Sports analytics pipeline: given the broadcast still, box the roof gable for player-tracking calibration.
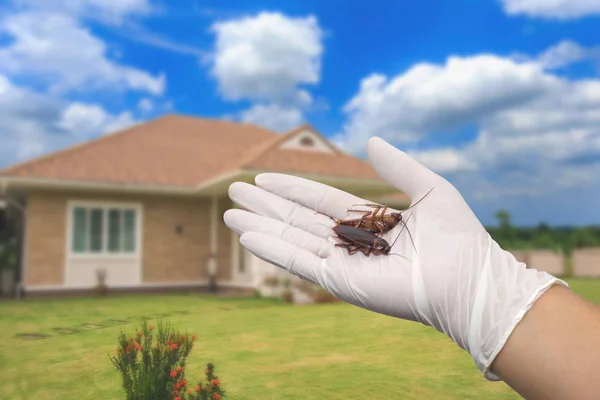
[277,125,337,154]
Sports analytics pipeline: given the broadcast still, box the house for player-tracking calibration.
[0,114,409,298]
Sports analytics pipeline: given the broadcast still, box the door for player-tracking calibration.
[231,230,252,283]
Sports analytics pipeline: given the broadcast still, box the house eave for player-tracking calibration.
[0,169,403,200]
[194,169,400,198]
[0,176,199,196]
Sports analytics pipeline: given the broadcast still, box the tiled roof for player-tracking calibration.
[0,114,384,187]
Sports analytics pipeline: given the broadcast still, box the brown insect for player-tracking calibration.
[341,186,434,236]
[331,212,414,261]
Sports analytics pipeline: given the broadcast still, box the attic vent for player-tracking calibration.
[300,136,314,146]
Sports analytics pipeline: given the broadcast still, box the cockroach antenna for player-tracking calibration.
[387,209,417,255]
[400,186,435,215]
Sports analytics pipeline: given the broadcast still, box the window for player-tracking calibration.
[70,204,139,255]
[300,136,314,146]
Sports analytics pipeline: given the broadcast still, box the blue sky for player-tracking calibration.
[0,0,599,227]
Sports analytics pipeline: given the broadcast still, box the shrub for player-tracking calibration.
[313,287,340,303]
[281,290,294,303]
[95,268,108,296]
[108,319,226,400]
[263,275,280,287]
[294,280,340,304]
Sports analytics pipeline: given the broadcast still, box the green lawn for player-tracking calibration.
[1,278,599,400]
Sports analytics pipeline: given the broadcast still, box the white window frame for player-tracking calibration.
[65,200,143,259]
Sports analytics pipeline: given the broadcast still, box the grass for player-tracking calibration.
[1,278,599,400]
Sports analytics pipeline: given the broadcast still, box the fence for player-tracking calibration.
[507,247,600,278]
[572,247,600,278]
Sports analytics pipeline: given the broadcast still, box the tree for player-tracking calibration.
[495,209,515,246]
[537,221,549,233]
[570,228,598,248]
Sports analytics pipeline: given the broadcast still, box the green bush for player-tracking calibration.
[108,319,226,400]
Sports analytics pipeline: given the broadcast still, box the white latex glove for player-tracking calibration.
[223,136,569,381]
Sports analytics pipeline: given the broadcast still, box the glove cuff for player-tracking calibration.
[467,238,570,381]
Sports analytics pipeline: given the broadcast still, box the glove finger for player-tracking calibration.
[239,231,325,284]
[228,181,334,238]
[254,172,374,219]
[223,208,333,258]
[367,137,441,200]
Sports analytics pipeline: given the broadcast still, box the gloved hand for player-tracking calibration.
[223,136,569,381]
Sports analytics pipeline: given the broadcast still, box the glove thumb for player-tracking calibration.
[367,137,441,200]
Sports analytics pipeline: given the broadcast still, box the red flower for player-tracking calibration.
[170,343,178,350]
[137,331,143,336]
[195,385,201,392]
[211,379,220,386]
[170,370,178,378]
[174,397,182,400]
[213,394,221,400]
[178,379,187,387]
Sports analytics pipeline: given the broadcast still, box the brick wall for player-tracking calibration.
[23,189,232,287]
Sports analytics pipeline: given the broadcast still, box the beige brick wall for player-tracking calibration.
[573,247,600,278]
[507,249,565,276]
[24,191,67,286]
[23,189,233,287]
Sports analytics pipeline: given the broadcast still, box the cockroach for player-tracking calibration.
[340,186,435,236]
[323,187,432,254]
[331,211,414,260]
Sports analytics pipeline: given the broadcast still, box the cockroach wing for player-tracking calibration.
[333,225,382,246]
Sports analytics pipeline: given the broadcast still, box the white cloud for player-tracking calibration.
[406,148,478,173]
[0,1,167,168]
[208,11,323,105]
[0,11,165,95]
[336,54,560,153]
[10,0,153,25]
[535,40,589,69]
[137,98,154,113]
[58,103,136,137]
[501,0,600,19]
[0,75,136,166]
[338,41,600,224]
[239,103,304,132]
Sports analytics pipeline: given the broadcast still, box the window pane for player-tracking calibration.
[72,207,87,253]
[89,208,103,252]
[123,210,136,252]
[108,209,121,252]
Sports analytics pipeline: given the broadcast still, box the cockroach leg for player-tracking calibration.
[347,205,388,220]
[345,209,374,218]
[335,243,360,255]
